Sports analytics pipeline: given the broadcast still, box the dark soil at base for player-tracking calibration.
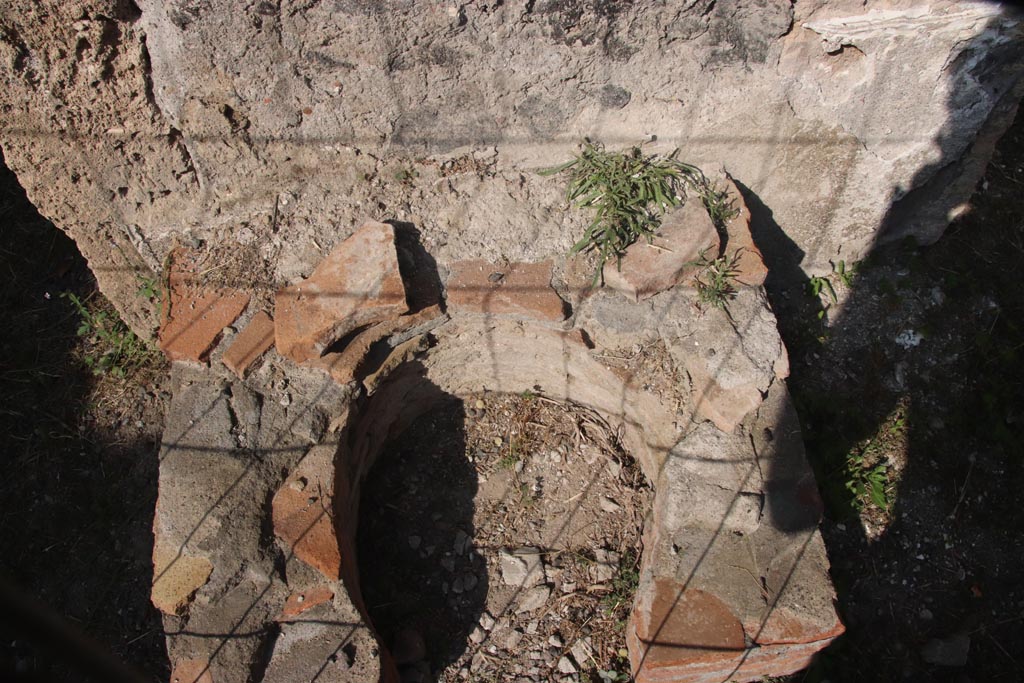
[767,106,1024,682]
[0,151,169,682]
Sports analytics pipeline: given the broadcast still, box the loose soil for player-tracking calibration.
[357,392,649,683]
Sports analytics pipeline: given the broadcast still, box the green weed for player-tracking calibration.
[393,166,419,184]
[541,142,713,284]
[136,274,160,302]
[601,550,640,616]
[845,451,891,512]
[691,249,741,310]
[499,437,524,470]
[700,182,739,231]
[63,292,158,378]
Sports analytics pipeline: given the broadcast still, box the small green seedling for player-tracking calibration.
[808,274,837,304]
[393,166,419,183]
[833,259,856,287]
[63,291,157,378]
[690,249,741,310]
[700,182,740,231]
[136,274,160,302]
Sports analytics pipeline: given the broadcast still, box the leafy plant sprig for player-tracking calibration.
[63,291,157,378]
[690,249,742,310]
[541,142,712,284]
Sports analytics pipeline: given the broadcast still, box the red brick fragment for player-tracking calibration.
[159,253,250,362]
[272,444,348,580]
[446,260,567,321]
[278,585,335,621]
[603,200,720,302]
[275,221,408,363]
[311,305,443,385]
[221,311,275,377]
[629,581,745,676]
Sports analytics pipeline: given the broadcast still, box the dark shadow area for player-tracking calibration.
[356,394,484,681]
[752,8,1024,681]
[0,150,168,681]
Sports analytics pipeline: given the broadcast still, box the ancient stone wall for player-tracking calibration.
[1,1,1022,337]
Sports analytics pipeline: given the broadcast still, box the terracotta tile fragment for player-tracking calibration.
[446,260,567,321]
[274,221,408,363]
[151,542,213,615]
[721,173,768,287]
[278,585,335,621]
[630,581,745,671]
[311,305,444,385]
[159,254,250,362]
[221,311,275,377]
[170,658,214,683]
[603,199,720,301]
[272,444,346,580]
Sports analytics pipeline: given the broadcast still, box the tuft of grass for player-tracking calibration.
[136,274,160,302]
[541,141,714,284]
[690,249,741,310]
[601,549,640,617]
[63,292,159,378]
[700,181,739,231]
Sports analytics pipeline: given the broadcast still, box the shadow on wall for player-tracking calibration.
[749,5,1024,681]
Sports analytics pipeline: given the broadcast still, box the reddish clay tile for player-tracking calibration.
[446,260,567,321]
[272,444,348,580]
[221,311,275,377]
[749,607,845,646]
[687,362,764,434]
[721,174,768,287]
[159,254,250,362]
[275,221,408,363]
[278,585,335,621]
[603,200,720,302]
[629,580,745,674]
[311,305,443,385]
[170,659,214,683]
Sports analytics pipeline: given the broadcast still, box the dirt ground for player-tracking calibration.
[357,392,648,683]
[2,102,1024,682]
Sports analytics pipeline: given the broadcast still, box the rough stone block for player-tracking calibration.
[275,221,408,363]
[221,310,275,377]
[603,199,720,301]
[159,253,250,363]
[446,260,567,321]
[262,620,388,683]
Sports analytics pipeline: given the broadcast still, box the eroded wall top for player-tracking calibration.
[1,0,1021,333]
